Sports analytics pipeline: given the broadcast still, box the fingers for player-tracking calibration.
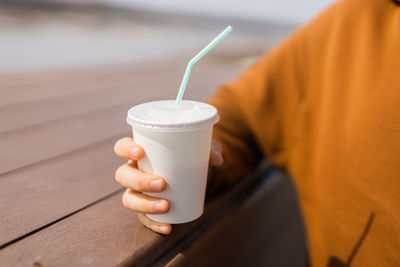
[122,189,170,214]
[210,139,224,166]
[138,213,172,235]
[114,137,144,160]
[115,163,166,192]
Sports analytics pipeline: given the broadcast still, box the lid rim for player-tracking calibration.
[127,115,219,132]
[126,100,219,131]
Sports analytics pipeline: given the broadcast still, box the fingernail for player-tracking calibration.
[159,225,169,233]
[154,201,166,212]
[129,147,139,158]
[150,179,163,191]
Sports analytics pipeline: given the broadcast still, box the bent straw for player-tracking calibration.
[175,26,233,106]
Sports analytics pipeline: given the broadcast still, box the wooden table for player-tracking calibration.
[0,55,307,266]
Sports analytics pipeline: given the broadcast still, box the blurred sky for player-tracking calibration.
[102,0,335,25]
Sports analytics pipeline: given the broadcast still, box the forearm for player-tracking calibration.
[206,84,263,192]
[205,30,305,192]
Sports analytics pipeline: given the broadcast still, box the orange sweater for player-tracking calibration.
[207,0,400,265]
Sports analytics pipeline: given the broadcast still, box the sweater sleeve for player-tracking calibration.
[206,29,306,192]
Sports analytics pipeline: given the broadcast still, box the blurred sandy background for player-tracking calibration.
[0,0,334,73]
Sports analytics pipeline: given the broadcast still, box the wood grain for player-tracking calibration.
[0,62,238,133]
[0,162,273,266]
[0,192,160,266]
[0,60,183,105]
[0,57,242,106]
[0,134,125,246]
[0,104,130,175]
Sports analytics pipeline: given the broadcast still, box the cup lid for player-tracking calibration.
[127,100,219,132]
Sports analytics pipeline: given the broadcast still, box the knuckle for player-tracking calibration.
[121,194,128,208]
[149,222,159,231]
[147,219,161,230]
[121,191,131,209]
[148,202,158,213]
[134,174,148,190]
[143,221,152,229]
[123,137,133,142]
[113,142,119,155]
[114,137,133,156]
[113,138,124,154]
[114,165,124,184]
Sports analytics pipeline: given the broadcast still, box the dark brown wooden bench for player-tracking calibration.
[0,56,307,266]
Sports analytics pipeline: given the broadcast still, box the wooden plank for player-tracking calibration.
[0,192,160,266]
[0,76,179,134]
[0,78,167,133]
[0,162,272,266]
[0,62,239,133]
[0,62,188,108]
[0,104,130,175]
[0,134,126,246]
[0,56,242,107]
[0,67,172,107]
[0,58,185,94]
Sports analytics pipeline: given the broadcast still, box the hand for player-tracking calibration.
[114,137,224,235]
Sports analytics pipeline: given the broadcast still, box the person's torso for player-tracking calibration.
[286,0,400,265]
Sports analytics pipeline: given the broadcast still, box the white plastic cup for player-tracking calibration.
[126,100,219,224]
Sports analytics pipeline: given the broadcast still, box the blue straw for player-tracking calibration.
[175,26,233,106]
